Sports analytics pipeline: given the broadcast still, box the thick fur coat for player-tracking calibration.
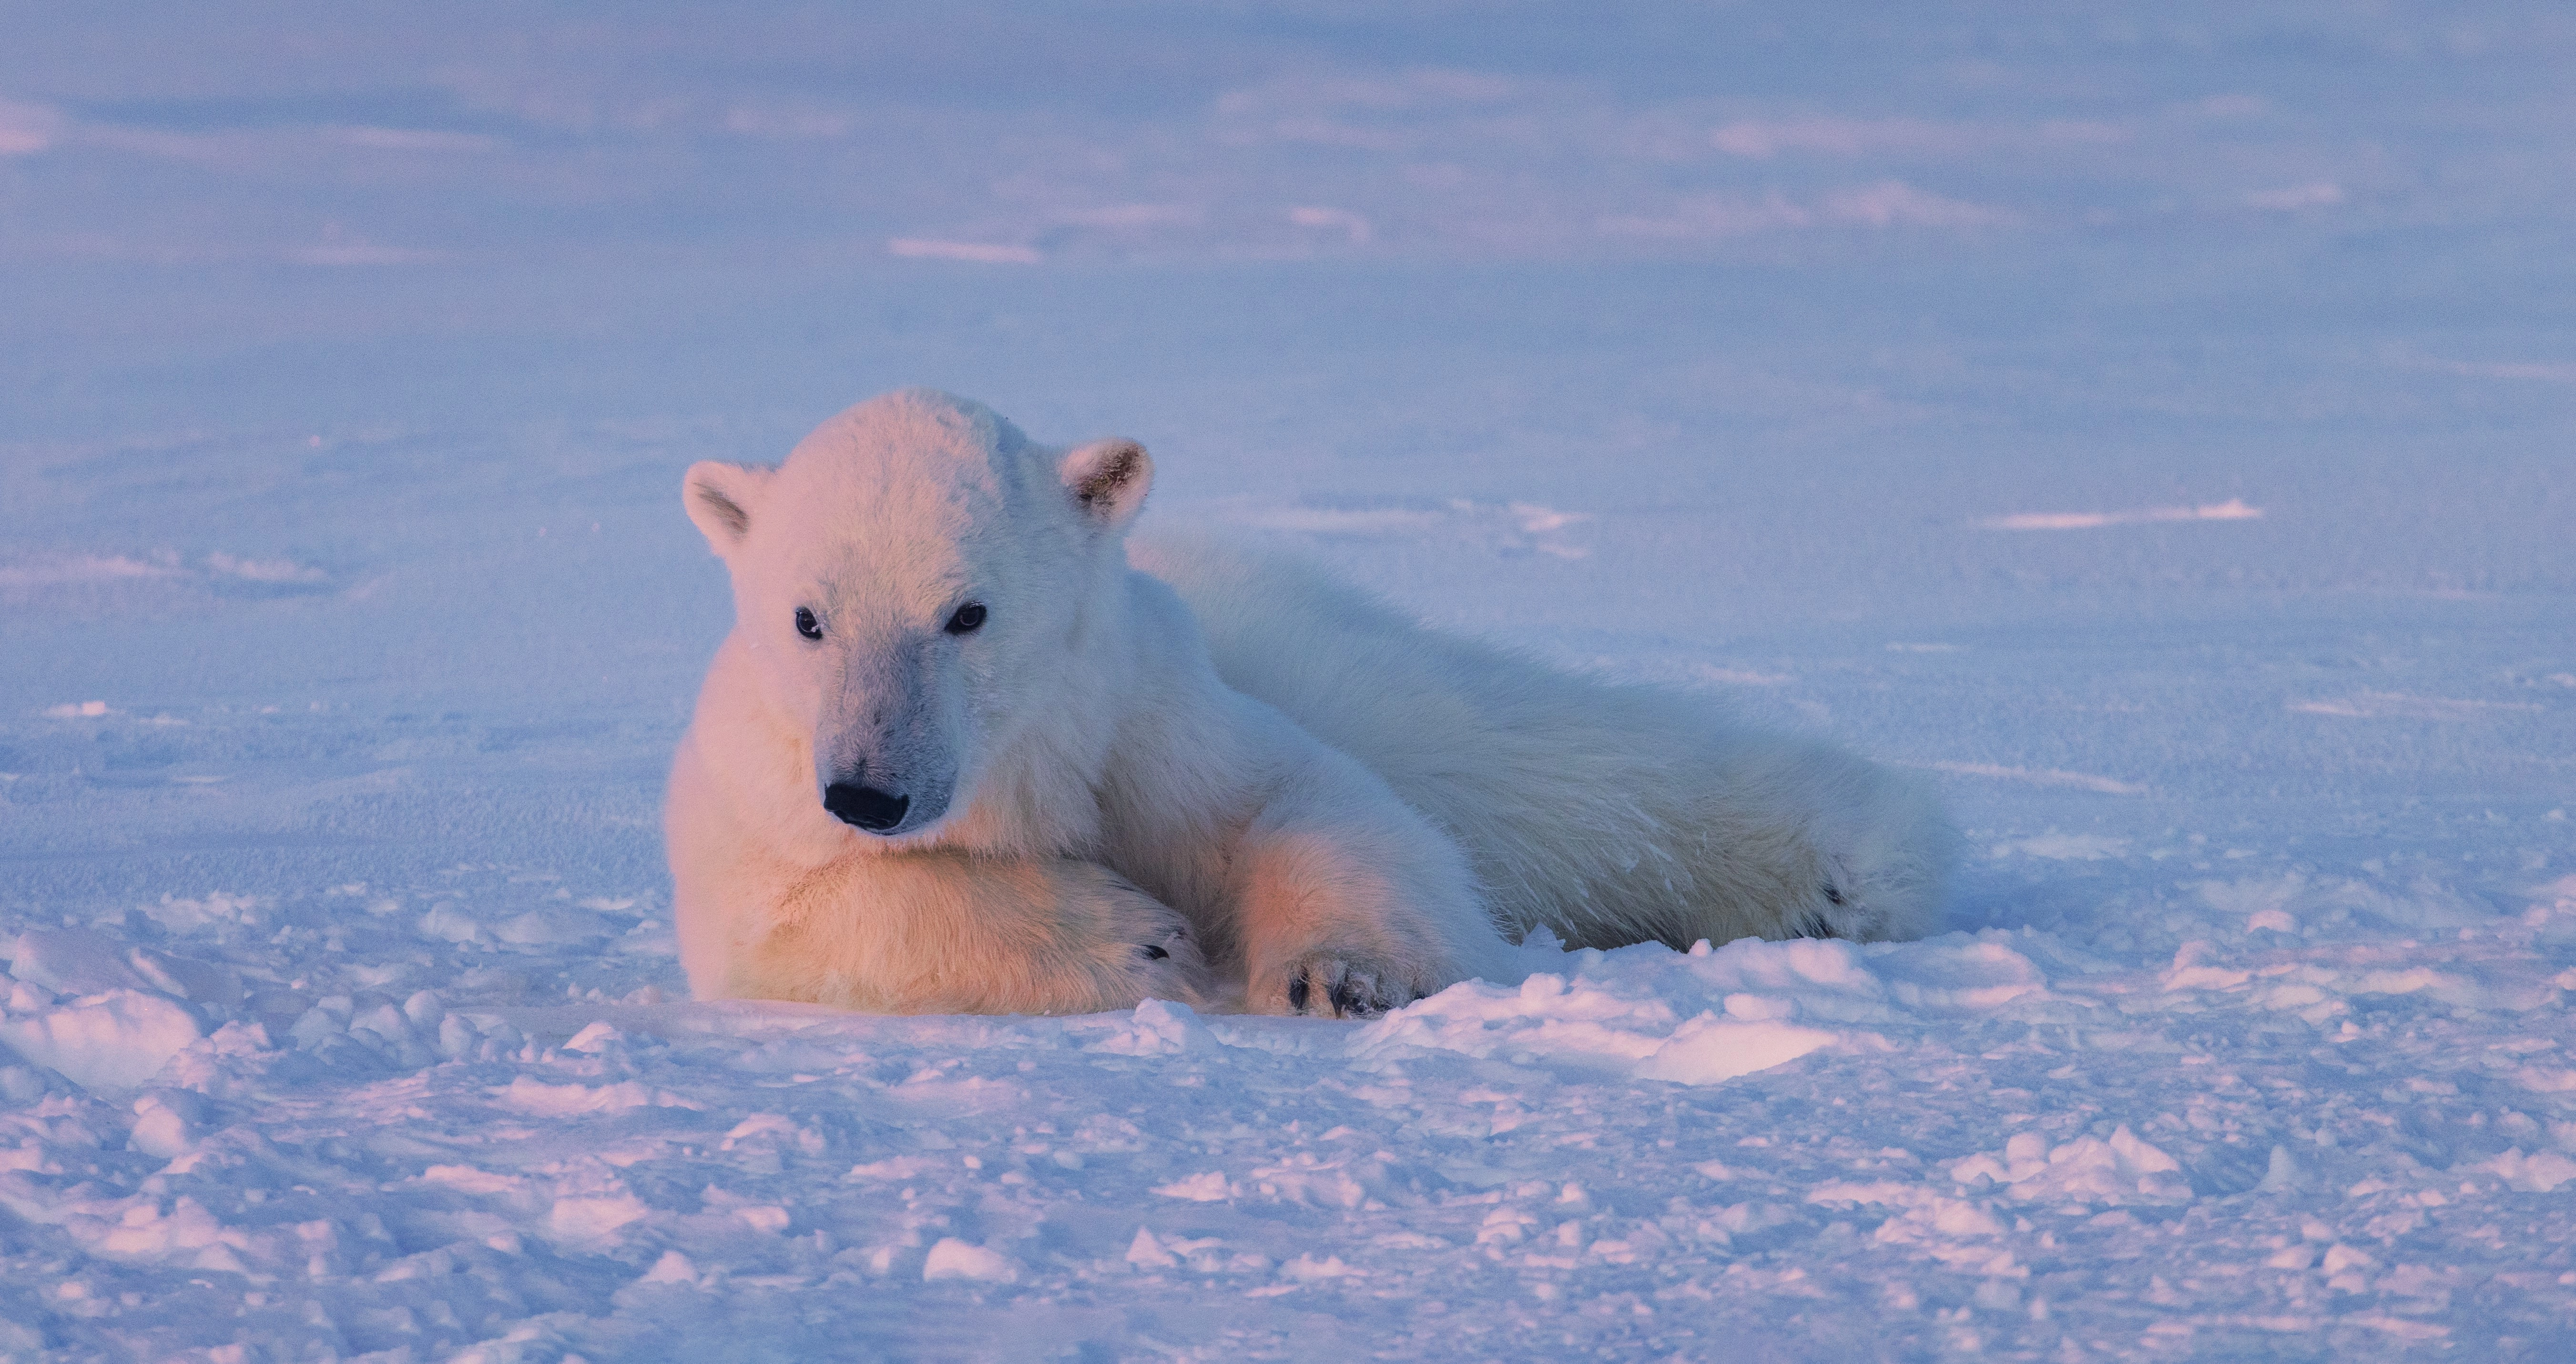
[667,390,1954,1017]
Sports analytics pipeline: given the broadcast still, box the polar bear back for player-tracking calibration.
[1134,535,1951,949]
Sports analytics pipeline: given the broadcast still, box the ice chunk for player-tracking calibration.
[1088,998,1214,1056]
[1635,1013,1837,1085]
[496,907,615,945]
[922,1238,1017,1283]
[1949,1126,2191,1206]
[1280,1253,1362,1280]
[436,1014,479,1058]
[3,929,237,1010]
[0,989,203,1089]
[547,1192,649,1241]
[719,1112,821,1168]
[1151,1172,1235,1202]
[287,1004,346,1049]
[497,1077,679,1115]
[124,950,240,1010]
[419,903,485,943]
[347,1002,412,1045]
[1126,1227,1179,1269]
[641,1250,701,1285]
[130,1091,199,1159]
[2474,1148,2576,1194]
[1873,938,2049,1012]
[141,892,262,934]
[6,928,150,995]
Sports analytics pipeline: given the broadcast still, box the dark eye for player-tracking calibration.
[794,606,822,640]
[944,602,987,636]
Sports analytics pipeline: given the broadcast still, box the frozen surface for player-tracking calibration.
[3,2,2575,1359]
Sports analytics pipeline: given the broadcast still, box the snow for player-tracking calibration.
[4,1,2575,1358]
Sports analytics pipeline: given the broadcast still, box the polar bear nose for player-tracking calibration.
[823,781,910,833]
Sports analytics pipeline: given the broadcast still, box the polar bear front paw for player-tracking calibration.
[1108,907,1210,1004]
[1133,921,1204,976]
[1282,956,1417,1019]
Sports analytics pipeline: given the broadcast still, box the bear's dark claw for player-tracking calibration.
[1822,882,1846,906]
[1286,961,1418,1018]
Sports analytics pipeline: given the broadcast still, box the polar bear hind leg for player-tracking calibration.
[1136,535,1955,951]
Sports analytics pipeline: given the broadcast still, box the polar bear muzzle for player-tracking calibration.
[816,746,952,834]
[805,624,964,839]
[822,779,911,834]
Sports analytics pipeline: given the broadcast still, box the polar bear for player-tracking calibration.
[667,390,1952,1018]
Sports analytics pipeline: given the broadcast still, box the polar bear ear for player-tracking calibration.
[683,461,774,555]
[1058,438,1154,531]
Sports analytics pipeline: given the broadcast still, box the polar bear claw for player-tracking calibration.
[1285,960,1414,1019]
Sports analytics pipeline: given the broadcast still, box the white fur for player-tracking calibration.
[669,390,1509,1017]
[1134,536,1956,951]
[667,389,1954,1018]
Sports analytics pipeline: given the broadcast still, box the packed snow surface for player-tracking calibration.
[4,2,2575,1359]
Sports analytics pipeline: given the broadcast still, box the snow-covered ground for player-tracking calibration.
[5,3,2575,1359]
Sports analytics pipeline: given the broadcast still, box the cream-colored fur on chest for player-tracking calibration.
[665,390,1954,1018]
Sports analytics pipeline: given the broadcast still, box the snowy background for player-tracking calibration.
[4,2,2574,1358]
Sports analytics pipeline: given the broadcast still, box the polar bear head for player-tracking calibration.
[682,390,1151,842]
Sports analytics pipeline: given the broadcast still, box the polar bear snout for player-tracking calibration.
[806,631,964,838]
[822,779,912,834]
[815,749,952,835]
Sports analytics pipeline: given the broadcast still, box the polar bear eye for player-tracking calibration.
[794,606,822,641]
[943,602,987,636]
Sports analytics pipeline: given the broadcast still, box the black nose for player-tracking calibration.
[823,781,910,833]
